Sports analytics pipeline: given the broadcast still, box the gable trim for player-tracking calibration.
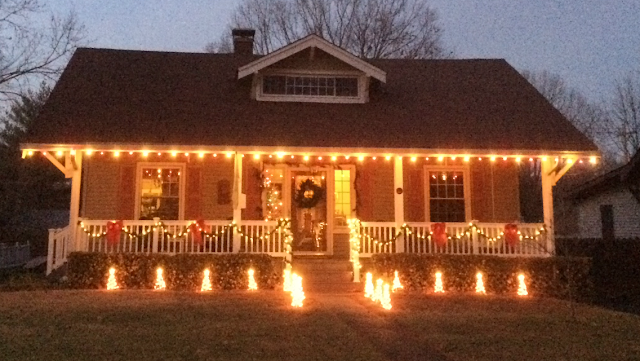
[237,35,387,83]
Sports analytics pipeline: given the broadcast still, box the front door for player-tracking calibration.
[290,170,328,253]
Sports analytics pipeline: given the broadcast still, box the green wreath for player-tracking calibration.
[294,179,324,209]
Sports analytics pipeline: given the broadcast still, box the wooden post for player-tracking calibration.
[152,217,160,253]
[46,229,55,275]
[232,153,244,253]
[540,159,555,255]
[67,151,83,253]
[471,222,480,254]
[394,156,405,253]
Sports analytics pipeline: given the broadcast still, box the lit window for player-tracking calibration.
[263,168,285,220]
[263,75,358,97]
[140,167,181,220]
[429,171,465,222]
[334,169,352,226]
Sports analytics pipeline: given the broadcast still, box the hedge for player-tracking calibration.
[368,254,593,300]
[67,253,282,290]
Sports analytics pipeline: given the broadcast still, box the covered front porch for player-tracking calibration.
[23,145,597,275]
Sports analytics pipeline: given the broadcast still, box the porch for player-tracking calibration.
[47,218,548,274]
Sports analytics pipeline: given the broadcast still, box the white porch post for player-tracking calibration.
[394,156,405,253]
[540,159,555,254]
[67,151,83,253]
[232,152,245,253]
[540,157,575,255]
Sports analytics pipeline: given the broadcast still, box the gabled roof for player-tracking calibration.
[572,149,640,200]
[23,47,598,154]
[237,34,386,82]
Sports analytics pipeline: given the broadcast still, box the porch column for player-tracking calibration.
[67,151,83,252]
[232,152,245,253]
[540,159,555,254]
[394,156,405,253]
[540,157,575,255]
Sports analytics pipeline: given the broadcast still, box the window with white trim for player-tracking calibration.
[334,169,353,226]
[428,170,466,222]
[139,166,182,220]
[262,75,359,97]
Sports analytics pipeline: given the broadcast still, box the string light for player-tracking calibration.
[291,274,305,307]
[248,269,258,291]
[86,149,93,155]
[154,268,166,290]
[475,272,486,294]
[331,156,337,161]
[385,156,391,160]
[358,156,364,161]
[392,271,403,292]
[113,151,120,157]
[517,274,528,296]
[464,156,470,162]
[411,157,417,162]
[434,272,444,293]
[381,284,392,310]
[254,154,260,160]
[364,273,374,298]
[106,268,119,290]
[438,156,444,161]
[201,269,212,292]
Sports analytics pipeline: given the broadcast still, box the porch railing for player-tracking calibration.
[47,227,71,275]
[360,222,547,257]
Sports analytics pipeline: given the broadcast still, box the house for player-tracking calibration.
[570,149,640,239]
[20,29,598,275]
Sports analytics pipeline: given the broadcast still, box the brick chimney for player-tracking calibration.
[232,29,255,56]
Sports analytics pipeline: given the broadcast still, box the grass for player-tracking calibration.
[1,290,639,361]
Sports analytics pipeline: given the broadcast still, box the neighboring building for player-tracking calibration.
[20,30,598,274]
[571,150,640,239]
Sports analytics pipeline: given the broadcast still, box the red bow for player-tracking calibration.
[504,224,519,247]
[189,219,205,244]
[431,222,447,247]
[106,220,123,245]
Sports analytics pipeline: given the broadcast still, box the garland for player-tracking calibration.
[294,179,324,209]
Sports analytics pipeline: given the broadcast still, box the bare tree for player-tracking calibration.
[608,73,640,162]
[207,0,448,59]
[0,0,84,100]
[521,70,608,147]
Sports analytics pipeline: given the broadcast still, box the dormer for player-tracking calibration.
[237,34,386,104]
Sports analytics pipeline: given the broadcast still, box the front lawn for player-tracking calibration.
[1,290,639,360]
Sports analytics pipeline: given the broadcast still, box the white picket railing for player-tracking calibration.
[360,222,548,257]
[240,221,285,256]
[47,227,71,274]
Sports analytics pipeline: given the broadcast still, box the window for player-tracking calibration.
[334,169,352,226]
[263,168,285,220]
[428,171,466,222]
[139,166,182,220]
[262,75,358,97]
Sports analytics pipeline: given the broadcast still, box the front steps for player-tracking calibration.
[291,258,361,293]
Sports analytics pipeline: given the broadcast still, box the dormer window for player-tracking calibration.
[257,73,366,103]
[263,75,359,97]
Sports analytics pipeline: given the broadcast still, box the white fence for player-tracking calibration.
[360,222,547,257]
[48,227,71,274]
[0,242,31,269]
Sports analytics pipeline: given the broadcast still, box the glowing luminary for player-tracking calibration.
[475,272,486,294]
[248,269,258,291]
[372,279,383,302]
[154,268,166,290]
[106,267,119,290]
[517,274,528,296]
[291,274,305,307]
[364,273,374,299]
[381,284,392,310]
[283,265,292,292]
[201,269,213,292]
[392,270,403,292]
[434,272,444,293]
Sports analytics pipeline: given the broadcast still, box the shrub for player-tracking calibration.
[369,254,592,300]
[67,253,282,290]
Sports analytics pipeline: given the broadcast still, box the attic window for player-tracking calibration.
[262,75,358,97]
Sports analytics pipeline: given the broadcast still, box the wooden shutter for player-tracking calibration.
[118,166,136,220]
[186,167,202,219]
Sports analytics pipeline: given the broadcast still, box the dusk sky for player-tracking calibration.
[48,0,639,101]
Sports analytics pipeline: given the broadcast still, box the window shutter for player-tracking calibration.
[118,166,136,220]
[186,167,202,219]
